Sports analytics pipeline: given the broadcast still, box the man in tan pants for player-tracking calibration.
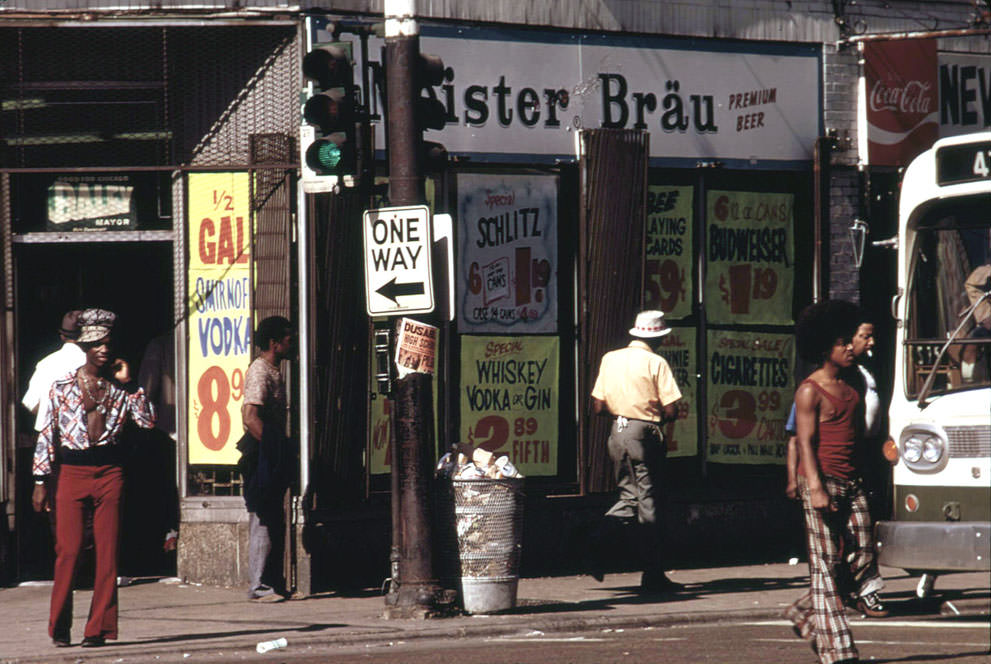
[590,310,683,593]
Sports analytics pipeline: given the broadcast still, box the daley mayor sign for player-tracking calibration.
[356,25,822,164]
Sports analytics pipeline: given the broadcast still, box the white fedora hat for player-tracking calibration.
[629,310,671,338]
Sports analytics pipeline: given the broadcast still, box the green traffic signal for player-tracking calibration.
[302,42,356,179]
[316,142,342,169]
[305,132,352,175]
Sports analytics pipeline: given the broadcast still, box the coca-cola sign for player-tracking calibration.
[864,39,938,166]
[869,79,933,115]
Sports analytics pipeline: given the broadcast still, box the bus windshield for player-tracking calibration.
[905,201,991,400]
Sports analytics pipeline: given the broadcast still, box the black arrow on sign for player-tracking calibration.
[376,277,425,304]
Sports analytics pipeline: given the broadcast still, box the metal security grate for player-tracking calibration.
[947,425,991,458]
[1,24,299,169]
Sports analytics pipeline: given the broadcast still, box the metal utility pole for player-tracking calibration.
[382,0,445,617]
[385,0,424,207]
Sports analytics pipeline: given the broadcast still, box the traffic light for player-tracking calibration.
[301,44,356,180]
[415,52,448,172]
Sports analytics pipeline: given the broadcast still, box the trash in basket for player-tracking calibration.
[451,477,524,614]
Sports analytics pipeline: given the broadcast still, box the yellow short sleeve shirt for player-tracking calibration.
[590,340,682,422]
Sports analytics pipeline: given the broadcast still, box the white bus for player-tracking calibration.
[874,133,991,596]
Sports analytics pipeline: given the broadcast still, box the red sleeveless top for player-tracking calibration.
[799,378,860,480]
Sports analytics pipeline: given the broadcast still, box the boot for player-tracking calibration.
[638,522,682,594]
[584,515,633,581]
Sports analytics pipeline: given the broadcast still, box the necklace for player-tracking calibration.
[80,374,108,415]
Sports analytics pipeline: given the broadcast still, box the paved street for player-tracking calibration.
[0,564,987,663]
[292,619,991,663]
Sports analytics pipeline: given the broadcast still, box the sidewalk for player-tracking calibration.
[1,564,987,663]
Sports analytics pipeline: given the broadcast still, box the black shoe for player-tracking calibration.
[52,635,71,648]
[81,636,105,647]
[856,592,890,618]
[640,572,684,594]
[583,522,610,582]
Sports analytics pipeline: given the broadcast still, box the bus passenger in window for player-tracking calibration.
[959,264,991,383]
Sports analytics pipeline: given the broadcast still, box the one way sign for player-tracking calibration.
[363,205,435,316]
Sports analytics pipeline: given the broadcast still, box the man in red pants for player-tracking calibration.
[32,309,156,648]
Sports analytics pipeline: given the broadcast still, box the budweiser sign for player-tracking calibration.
[864,39,938,166]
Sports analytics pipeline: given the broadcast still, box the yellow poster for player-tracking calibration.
[655,328,697,458]
[706,330,794,464]
[645,186,693,319]
[705,190,794,325]
[187,172,252,465]
[460,336,559,476]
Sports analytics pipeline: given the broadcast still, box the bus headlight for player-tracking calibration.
[899,424,948,473]
[903,437,923,463]
[922,437,943,463]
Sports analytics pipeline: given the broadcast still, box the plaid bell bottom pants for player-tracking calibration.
[785,474,884,664]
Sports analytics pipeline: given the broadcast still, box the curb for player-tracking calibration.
[3,606,789,663]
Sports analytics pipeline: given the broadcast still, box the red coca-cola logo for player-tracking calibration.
[864,38,938,166]
[869,80,934,115]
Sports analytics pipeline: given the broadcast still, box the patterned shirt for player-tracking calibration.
[591,340,682,422]
[32,371,156,477]
[243,357,286,432]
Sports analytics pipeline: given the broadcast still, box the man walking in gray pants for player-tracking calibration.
[590,310,683,593]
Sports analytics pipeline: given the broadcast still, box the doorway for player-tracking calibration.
[14,240,177,580]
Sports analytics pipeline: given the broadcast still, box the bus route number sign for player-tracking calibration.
[936,141,991,186]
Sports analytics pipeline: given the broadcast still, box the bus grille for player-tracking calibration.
[946,425,991,458]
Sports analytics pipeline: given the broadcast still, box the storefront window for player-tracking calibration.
[456,173,563,478]
[646,171,808,469]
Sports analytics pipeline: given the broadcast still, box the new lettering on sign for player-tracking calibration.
[363,205,435,316]
[187,172,252,465]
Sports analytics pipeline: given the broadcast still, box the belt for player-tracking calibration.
[615,416,661,431]
[60,445,122,467]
